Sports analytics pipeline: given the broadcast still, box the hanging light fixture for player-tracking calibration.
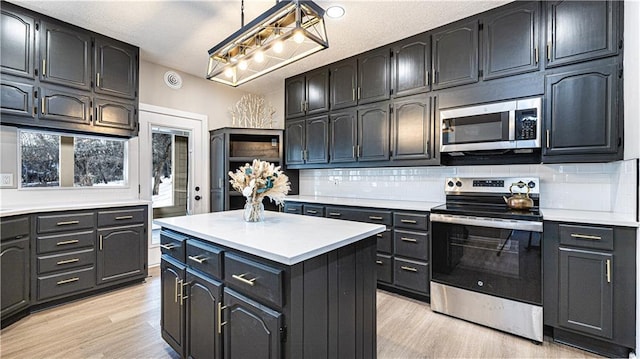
[206,0,329,87]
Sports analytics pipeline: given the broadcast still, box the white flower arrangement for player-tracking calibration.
[228,159,291,206]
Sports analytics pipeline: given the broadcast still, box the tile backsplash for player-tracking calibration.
[298,160,637,215]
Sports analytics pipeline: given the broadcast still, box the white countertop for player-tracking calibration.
[285,195,440,212]
[155,210,386,265]
[540,208,638,227]
[0,200,150,217]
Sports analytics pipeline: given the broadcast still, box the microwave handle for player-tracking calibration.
[508,110,516,141]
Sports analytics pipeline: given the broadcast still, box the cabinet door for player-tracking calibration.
[305,68,329,115]
[558,247,613,339]
[40,86,91,125]
[1,8,35,79]
[358,48,390,104]
[392,34,430,97]
[285,119,305,165]
[330,109,357,163]
[40,20,91,91]
[392,94,432,160]
[483,1,540,80]
[305,115,329,164]
[94,97,136,131]
[329,58,357,110]
[210,133,225,212]
[1,78,35,120]
[432,19,479,90]
[94,37,137,99]
[96,223,145,284]
[161,256,186,357]
[185,269,222,359]
[223,288,282,359]
[285,75,306,119]
[358,102,390,162]
[543,62,620,159]
[0,238,30,318]
[546,1,619,68]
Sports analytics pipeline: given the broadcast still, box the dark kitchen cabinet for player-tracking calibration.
[545,1,620,68]
[285,119,304,165]
[329,58,358,110]
[358,102,390,162]
[161,256,186,357]
[482,1,540,80]
[39,20,91,91]
[96,223,146,285]
[210,133,225,212]
[391,94,433,161]
[1,9,35,79]
[432,19,479,90]
[285,75,305,119]
[357,48,391,105]
[94,36,137,99]
[285,115,329,167]
[39,86,91,126]
[94,97,136,132]
[330,108,358,163]
[391,33,430,97]
[0,216,30,324]
[543,221,636,357]
[543,61,621,163]
[284,69,329,119]
[185,268,223,359]
[1,79,35,120]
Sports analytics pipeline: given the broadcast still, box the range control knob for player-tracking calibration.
[528,181,536,188]
[447,181,454,187]
[455,181,462,187]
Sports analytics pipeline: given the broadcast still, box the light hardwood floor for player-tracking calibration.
[1,266,599,359]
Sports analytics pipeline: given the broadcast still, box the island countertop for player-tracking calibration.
[155,210,386,265]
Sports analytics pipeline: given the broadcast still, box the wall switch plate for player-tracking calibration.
[0,173,14,187]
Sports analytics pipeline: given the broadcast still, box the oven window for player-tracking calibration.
[431,222,541,304]
[442,112,509,145]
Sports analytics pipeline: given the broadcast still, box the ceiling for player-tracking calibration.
[11,0,512,95]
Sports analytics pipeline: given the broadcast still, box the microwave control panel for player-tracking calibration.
[515,109,537,140]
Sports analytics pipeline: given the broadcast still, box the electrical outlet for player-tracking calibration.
[0,173,14,187]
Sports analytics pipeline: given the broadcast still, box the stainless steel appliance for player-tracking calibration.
[430,177,543,342]
[440,97,542,153]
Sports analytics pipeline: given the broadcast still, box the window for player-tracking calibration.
[20,130,127,188]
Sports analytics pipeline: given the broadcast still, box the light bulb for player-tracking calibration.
[224,67,234,78]
[293,30,305,44]
[254,50,264,63]
[273,40,283,54]
[238,59,248,71]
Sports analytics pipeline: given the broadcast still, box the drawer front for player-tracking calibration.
[37,212,95,234]
[394,212,428,230]
[186,240,223,280]
[283,202,303,215]
[1,216,29,241]
[97,207,146,227]
[224,253,283,308]
[37,230,95,254]
[376,254,393,284]
[160,230,187,263]
[37,248,95,274]
[394,229,429,261]
[325,206,392,226]
[394,258,429,294]
[303,204,325,217]
[376,229,393,254]
[37,266,95,301]
[559,224,613,251]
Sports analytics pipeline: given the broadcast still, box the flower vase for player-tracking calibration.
[244,199,265,222]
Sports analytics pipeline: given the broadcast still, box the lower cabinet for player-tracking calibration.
[1,216,30,322]
[161,256,185,356]
[96,223,146,285]
[186,269,223,359]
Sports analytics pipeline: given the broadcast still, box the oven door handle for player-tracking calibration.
[430,213,542,232]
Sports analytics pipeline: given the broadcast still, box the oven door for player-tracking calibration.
[430,213,542,305]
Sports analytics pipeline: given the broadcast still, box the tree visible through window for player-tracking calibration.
[74,138,125,186]
[152,132,173,206]
[20,132,60,187]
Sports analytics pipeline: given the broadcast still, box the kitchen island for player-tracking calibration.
[155,210,385,359]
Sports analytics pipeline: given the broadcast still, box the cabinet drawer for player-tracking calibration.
[283,202,303,215]
[37,230,95,254]
[97,207,145,227]
[303,204,325,217]
[325,206,392,226]
[376,254,393,284]
[160,230,187,263]
[186,240,223,280]
[394,229,429,261]
[376,229,393,254]
[37,266,95,301]
[1,216,30,241]
[37,212,95,234]
[559,224,613,251]
[225,253,283,308]
[394,258,429,294]
[37,248,95,274]
[394,212,428,230]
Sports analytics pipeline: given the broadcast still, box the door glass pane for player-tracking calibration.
[152,132,174,208]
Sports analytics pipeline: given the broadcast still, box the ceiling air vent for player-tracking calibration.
[163,71,183,89]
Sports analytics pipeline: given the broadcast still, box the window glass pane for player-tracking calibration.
[74,137,125,187]
[152,132,173,207]
[20,132,60,187]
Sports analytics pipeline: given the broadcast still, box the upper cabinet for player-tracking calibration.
[391,94,434,161]
[94,36,138,99]
[482,1,541,80]
[284,68,329,119]
[431,19,479,90]
[391,34,430,98]
[545,1,620,68]
[329,58,357,110]
[357,48,391,105]
[39,20,92,91]
[1,9,35,79]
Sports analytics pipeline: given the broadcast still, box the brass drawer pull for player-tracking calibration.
[401,219,418,224]
[376,233,384,238]
[287,208,298,212]
[57,277,80,285]
[174,278,180,303]
[606,259,611,283]
[159,243,178,250]
[328,212,341,217]
[217,302,228,334]
[401,237,418,243]
[115,215,134,220]
[306,210,318,214]
[570,233,602,241]
[57,258,80,265]
[375,260,384,265]
[57,220,80,226]
[188,255,207,264]
[56,239,79,246]
[401,266,418,272]
[180,280,190,305]
[99,235,103,251]
[369,216,383,220]
[232,273,257,286]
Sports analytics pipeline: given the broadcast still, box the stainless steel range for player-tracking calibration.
[430,177,543,342]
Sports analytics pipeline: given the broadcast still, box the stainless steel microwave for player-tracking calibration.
[440,97,542,153]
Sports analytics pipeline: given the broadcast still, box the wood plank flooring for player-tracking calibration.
[1,266,599,358]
